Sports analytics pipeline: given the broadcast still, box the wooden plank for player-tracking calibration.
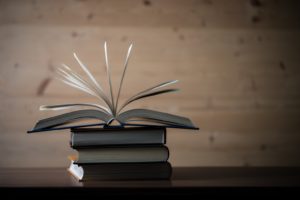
[1,26,300,97]
[0,0,299,29]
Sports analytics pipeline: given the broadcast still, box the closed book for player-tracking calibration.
[74,145,169,164]
[70,127,166,148]
[68,159,172,181]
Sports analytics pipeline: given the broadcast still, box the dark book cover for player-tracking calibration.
[72,145,170,164]
[68,160,173,181]
[70,127,167,148]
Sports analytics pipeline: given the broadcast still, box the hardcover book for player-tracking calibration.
[70,127,166,148]
[68,158,172,181]
[73,145,169,164]
[28,42,198,133]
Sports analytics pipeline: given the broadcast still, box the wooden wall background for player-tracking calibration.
[0,0,300,167]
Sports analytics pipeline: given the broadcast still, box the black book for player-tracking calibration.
[70,127,166,148]
[73,145,169,164]
[68,158,172,181]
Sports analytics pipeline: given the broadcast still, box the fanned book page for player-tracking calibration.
[28,42,198,133]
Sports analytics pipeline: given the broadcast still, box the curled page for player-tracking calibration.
[104,42,115,115]
[115,43,133,115]
[118,88,179,114]
[117,79,178,114]
[73,53,114,112]
[40,103,112,115]
[58,64,113,111]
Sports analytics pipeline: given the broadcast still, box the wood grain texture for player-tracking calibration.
[0,0,300,167]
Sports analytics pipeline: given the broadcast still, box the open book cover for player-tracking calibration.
[28,42,198,133]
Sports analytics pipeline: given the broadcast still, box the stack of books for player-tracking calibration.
[28,42,198,181]
[68,127,172,181]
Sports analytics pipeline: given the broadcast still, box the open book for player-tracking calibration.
[28,42,198,133]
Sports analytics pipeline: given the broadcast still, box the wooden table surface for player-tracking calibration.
[1,167,300,187]
[1,167,299,197]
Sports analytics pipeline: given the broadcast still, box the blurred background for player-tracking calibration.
[0,0,300,168]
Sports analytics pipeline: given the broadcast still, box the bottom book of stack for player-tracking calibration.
[68,157,172,181]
